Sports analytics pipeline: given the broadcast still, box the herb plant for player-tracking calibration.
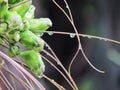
[0,0,120,90]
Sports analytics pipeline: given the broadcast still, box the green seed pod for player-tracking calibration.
[20,30,44,52]
[8,0,22,4]
[5,11,23,31]
[20,50,45,77]
[10,0,32,17]
[8,45,20,57]
[29,18,52,31]
[0,23,7,35]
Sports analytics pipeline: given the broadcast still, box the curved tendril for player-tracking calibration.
[52,0,106,75]
[80,49,105,73]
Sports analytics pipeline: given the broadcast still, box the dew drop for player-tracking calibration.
[99,38,102,40]
[79,44,82,49]
[70,33,75,38]
[87,36,92,39]
[45,43,50,50]
[45,43,48,47]
[66,5,69,9]
[48,32,53,36]
[51,80,54,82]
[39,33,44,37]
[57,62,61,65]
[82,35,87,38]
[104,39,108,41]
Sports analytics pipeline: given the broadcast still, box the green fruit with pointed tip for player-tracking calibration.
[29,18,52,31]
[20,50,45,76]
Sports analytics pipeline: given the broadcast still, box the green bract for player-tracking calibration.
[5,11,23,31]
[0,0,8,18]
[20,50,45,76]
[22,19,30,31]
[0,22,7,35]
[10,0,32,17]
[24,5,35,19]
[29,18,52,31]
[6,31,20,43]
[8,0,23,4]
[20,30,44,52]
[8,45,20,57]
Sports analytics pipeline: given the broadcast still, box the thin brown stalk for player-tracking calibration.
[0,51,46,90]
[4,58,34,90]
[0,70,14,90]
[43,41,78,90]
[41,31,120,45]
[41,55,75,90]
[40,30,120,73]
[51,0,81,78]
[9,76,17,90]
[0,43,9,49]
[51,0,104,75]
[64,0,73,22]
[52,0,72,23]
[2,66,31,90]
[43,50,57,62]
[43,75,66,90]
[5,57,35,89]
[0,75,10,90]
[4,62,17,90]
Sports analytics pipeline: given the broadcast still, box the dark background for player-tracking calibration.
[33,0,120,90]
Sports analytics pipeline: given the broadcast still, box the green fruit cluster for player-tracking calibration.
[0,0,52,77]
